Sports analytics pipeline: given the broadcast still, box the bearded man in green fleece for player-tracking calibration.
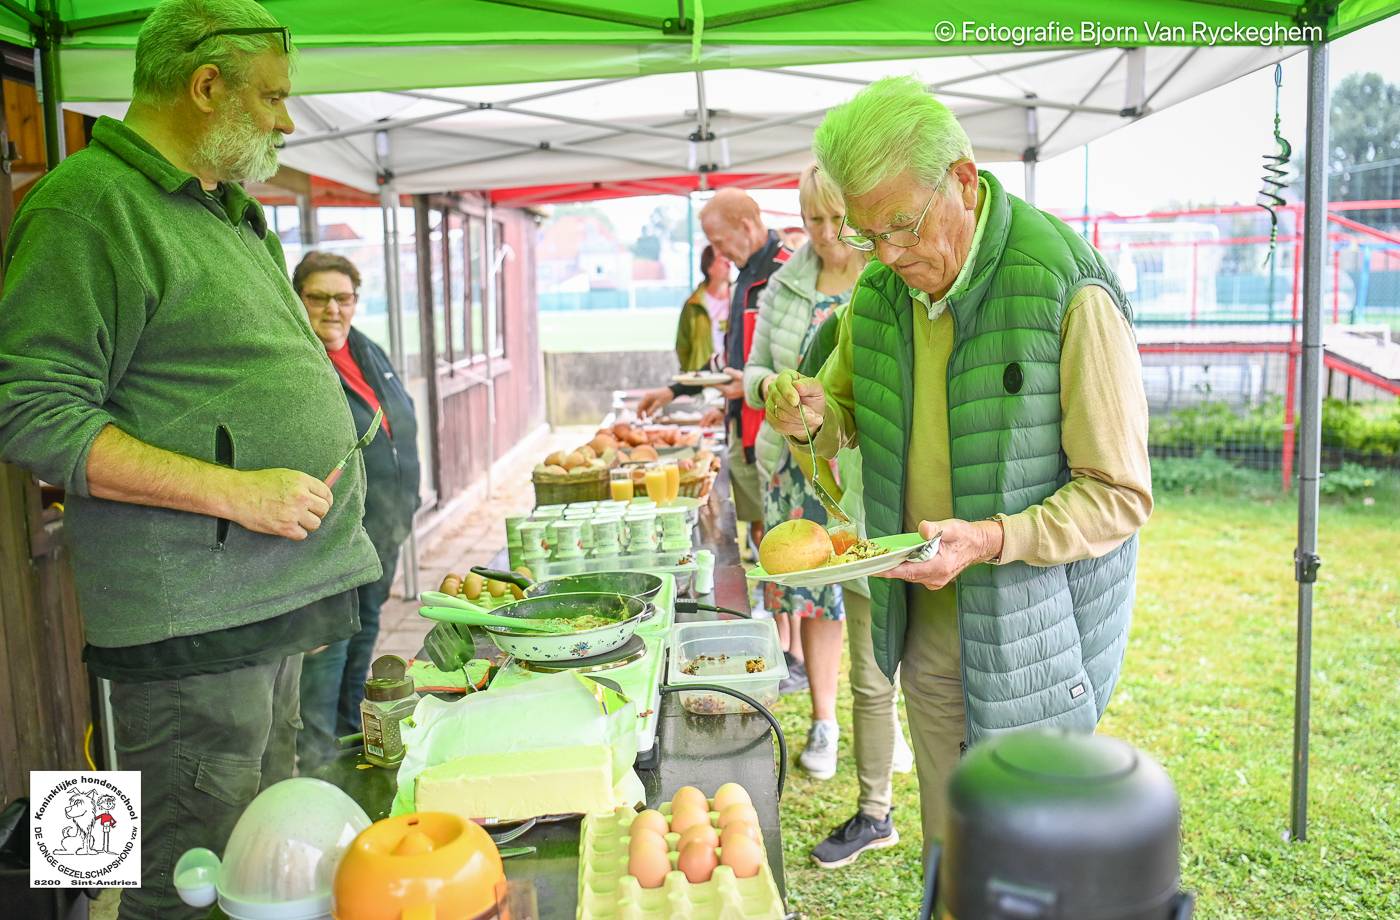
[765,77,1152,863]
[0,1,380,917]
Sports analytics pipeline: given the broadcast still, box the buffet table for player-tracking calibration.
[318,457,787,918]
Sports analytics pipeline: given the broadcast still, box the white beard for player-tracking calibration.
[193,101,281,184]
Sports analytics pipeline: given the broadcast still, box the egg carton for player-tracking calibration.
[577,805,784,920]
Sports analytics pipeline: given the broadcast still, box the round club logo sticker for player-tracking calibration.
[30,772,141,888]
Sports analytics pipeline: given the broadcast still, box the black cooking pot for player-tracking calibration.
[926,730,1193,920]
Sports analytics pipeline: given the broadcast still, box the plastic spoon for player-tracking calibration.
[418,592,570,633]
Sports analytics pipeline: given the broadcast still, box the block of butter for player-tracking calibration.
[415,743,616,822]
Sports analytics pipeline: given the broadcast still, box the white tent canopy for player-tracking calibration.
[70,45,1293,197]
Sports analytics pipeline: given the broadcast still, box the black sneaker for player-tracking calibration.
[779,652,809,695]
[811,811,899,869]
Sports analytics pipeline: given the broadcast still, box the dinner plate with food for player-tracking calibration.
[745,520,941,588]
[671,370,734,387]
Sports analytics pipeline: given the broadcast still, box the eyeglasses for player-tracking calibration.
[187,26,291,55]
[838,176,949,252]
[302,292,358,308]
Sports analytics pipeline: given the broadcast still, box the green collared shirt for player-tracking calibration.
[910,175,990,320]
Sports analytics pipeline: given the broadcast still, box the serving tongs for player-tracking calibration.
[798,402,852,525]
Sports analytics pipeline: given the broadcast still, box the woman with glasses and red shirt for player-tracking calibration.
[291,251,422,773]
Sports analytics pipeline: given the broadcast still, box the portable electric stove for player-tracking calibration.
[487,574,676,769]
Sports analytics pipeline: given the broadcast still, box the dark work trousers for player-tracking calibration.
[110,654,303,920]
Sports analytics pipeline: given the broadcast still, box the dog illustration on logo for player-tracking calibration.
[58,788,105,855]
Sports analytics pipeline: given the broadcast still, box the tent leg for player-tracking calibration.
[35,20,65,168]
[485,199,498,498]
[379,178,418,600]
[1290,38,1329,844]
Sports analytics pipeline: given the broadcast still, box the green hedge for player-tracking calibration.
[1148,398,1400,466]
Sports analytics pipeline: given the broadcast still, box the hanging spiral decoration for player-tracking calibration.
[1258,64,1292,267]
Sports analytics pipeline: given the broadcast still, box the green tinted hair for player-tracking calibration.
[133,0,292,102]
[812,75,973,198]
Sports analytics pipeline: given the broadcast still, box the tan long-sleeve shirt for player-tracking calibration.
[810,284,1153,570]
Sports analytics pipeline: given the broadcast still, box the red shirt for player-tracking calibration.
[328,341,391,437]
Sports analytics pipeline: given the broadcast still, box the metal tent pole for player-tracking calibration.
[1291,38,1329,844]
[376,130,419,600]
[485,198,498,498]
[35,1,65,169]
[1023,95,1038,206]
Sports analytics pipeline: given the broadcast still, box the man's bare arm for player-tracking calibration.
[86,425,334,541]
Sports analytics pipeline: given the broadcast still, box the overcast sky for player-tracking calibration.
[986,17,1400,214]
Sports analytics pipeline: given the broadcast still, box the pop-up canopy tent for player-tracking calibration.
[5,0,1399,845]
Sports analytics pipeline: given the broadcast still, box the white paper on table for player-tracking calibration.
[391,671,642,817]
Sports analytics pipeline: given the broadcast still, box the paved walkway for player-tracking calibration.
[373,426,596,660]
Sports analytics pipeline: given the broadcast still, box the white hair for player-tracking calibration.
[133,0,292,102]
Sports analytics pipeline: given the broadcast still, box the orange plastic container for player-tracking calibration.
[334,812,506,920]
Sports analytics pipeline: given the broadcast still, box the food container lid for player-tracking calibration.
[178,779,370,920]
[365,655,414,702]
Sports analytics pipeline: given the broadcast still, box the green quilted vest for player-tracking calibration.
[851,171,1138,743]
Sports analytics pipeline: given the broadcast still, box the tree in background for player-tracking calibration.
[1327,73,1400,230]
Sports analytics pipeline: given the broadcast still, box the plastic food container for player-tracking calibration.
[667,619,788,716]
[175,778,371,920]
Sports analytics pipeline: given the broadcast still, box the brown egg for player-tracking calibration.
[462,572,484,600]
[676,841,718,884]
[719,834,764,879]
[712,782,751,813]
[630,810,669,839]
[720,821,760,849]
[670,786,708,815]
[628,845,671,889]
[628,828,667,862]
[676,822,719,852]
[668,804,710,836]
[717,803,759,831]
[487,579,507,598]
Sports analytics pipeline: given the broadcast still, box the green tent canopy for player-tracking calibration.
[1,0,1397,99]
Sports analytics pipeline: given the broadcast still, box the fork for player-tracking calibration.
[798,400,852,525]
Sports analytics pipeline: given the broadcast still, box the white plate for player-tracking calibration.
[672,371,733,387]
[746,532,939,588]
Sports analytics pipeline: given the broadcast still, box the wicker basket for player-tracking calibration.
[532,466,609,506]
[679,471,718,499]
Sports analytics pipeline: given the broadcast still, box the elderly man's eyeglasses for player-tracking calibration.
[838,180,947,252]
[187,26,291,55]
[302,292,357,308]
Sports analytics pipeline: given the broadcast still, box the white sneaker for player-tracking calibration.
[799,720,839,780]
[892,728,914,775]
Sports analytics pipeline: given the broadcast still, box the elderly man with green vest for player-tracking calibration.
[765,77,1153,855]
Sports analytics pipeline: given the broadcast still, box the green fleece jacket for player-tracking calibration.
[0,116,381,647]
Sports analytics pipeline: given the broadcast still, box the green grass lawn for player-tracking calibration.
[771,479,1400,919]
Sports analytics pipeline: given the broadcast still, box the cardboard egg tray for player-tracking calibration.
[577,804,784,920]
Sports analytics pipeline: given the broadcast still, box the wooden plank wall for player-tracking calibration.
[433,206,544,501]
[0,468,92,805]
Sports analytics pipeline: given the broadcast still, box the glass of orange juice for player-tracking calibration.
[609,468,634,502]
[663,463,680,505]
[643,463,669,505]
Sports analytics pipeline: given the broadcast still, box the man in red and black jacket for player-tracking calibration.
[639,189,790,554]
